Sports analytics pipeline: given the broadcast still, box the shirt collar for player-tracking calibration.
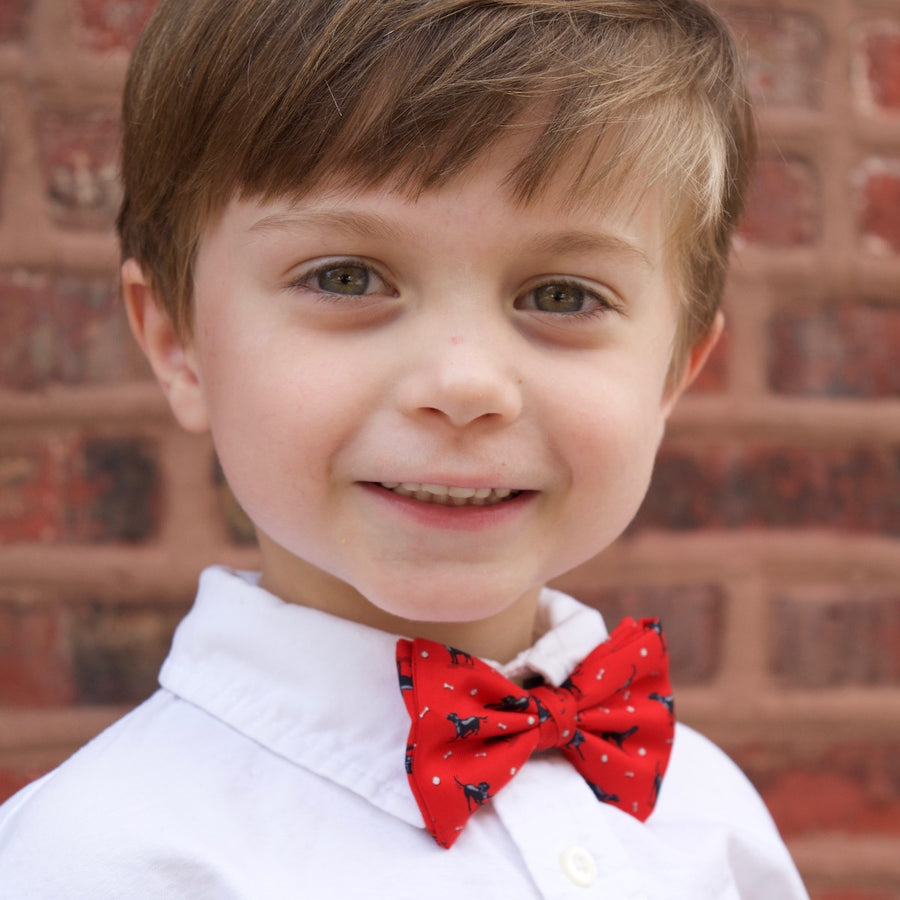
[159,566,610,831]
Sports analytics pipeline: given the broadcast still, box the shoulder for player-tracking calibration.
[0,692,244,899]
[662,723,771,822]
[650,724,808,899]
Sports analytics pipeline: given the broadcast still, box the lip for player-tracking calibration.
[360,481,535,531]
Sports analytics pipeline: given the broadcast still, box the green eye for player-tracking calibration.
[317,263,370,295]
[531,283,588,313]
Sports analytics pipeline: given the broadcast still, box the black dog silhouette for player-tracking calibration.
[447,712,487,740]
[455,777,492,811]
[447,647,474,666]
[485,695,530,712]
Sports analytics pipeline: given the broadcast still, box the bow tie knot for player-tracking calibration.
[397,616,674,848]
[530,684,577,751]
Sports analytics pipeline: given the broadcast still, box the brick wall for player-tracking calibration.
[0,0,898,894]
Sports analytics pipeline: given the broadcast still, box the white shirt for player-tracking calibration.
[0,566,808,899]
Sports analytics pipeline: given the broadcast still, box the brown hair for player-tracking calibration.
[118,0,755,376]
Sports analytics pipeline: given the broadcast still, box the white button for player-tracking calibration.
[560,845,598,887]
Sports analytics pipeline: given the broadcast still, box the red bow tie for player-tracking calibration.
[396,617,674,848]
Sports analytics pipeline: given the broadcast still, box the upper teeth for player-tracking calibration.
[381,482,515,505]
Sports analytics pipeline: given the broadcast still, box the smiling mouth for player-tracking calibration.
[379,482,522,507]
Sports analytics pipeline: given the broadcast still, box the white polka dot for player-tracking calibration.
[601,754,608,763]
[510,767,517,776]
[421,650,429,658]
[627,705,635,713]
[562,729,570,738]
[638,747,647,756]
[527,716,536,725]
[640,647,648,657]
[432,776,441,785]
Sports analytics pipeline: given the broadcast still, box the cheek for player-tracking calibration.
[564,384,667,511]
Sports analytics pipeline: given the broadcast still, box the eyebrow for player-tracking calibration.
[522,230,653,268]
[249,209,652,268]
[248,209,405,243]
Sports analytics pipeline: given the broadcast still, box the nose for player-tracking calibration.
[397,330,524,429]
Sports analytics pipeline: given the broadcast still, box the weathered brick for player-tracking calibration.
[739,157,821,247]
[633,444,900,535]
[734,741,900,838]
[574,583,723,684]
[718,5,826,108]
[771,589,900,687]
[0,0,30,43]
[858,160,900,256]
[768,302,900,398]
[0,270,149,390]
[65,437,161,543]
[77,0,156,52]
[69,601,185,704]
[857,20,900,112]
[37,108,121,229]
[0,598,75,705]
[0,441,65,544]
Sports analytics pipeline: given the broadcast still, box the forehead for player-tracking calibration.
[237,124,663,244]
[217,130,666,266]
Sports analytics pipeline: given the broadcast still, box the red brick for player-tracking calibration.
[0,271,54,390]
[37,108,121,229]
[739,157,821,247]
[65,437,161,543]
[633,444,900,535]
[771,589,900,687]
[77,0,156,52]
[859,161,900,255]
[735,742,900,837]
[69,601,185,704]
[768,302,900,398]
[0,0,30,43]
[0,442,65,544]
[0,598,76,705]
[572,583,723,684]
[0,270,149,390]
[859,21,900,111]
[717,5,826,108]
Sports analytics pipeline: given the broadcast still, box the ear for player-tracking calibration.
[661,310,724,416]
[122,258,210,433]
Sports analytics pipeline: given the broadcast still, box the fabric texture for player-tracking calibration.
[397,618,673,847]
[0,566,810,899]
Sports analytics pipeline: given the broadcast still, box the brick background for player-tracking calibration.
[0,0,898,895]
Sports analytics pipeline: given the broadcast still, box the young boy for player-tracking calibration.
[0,0,809,896]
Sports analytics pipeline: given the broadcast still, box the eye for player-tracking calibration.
[516,280,616,316]
[314,262,372,295]
[289,258,391,297]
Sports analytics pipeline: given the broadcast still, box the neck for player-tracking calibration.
[256,540,541,664]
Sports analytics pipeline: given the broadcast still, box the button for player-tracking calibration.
[560,845,598,887]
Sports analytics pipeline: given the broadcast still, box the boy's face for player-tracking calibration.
[129,137,713,658]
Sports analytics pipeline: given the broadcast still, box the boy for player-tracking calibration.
[0,0,809,896]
